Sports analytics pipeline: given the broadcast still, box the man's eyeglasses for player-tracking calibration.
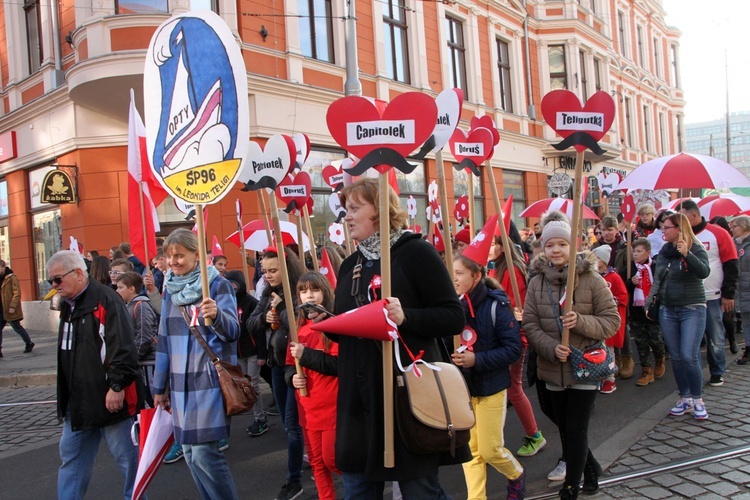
[47,269,76,286]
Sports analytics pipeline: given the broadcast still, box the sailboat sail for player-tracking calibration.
[165,51,195,147]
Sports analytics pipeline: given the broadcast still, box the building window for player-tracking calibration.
[189,0,217,11]
[395,161,427,233]
[33,209,62,300]
[636,26,644,67]
[624,97,633,147]
[24,0,43,73]
[502,170,526,228]
[643,105,651,152]
[670,44,680,87]
[579,50,588,101]
[302,149,346,248]
[617,11,627,58]
[383,0,410,84]
[549,45,567,90]
[496,39,513,112]
[658,112,667,156]
[653,37,662,78]
[593,57,602,91]
[446,17,468,99]
[298,0,334,62]
[115,0,169,14]
[453,168,484,230]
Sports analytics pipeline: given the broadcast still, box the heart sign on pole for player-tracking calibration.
[620,195,637,222]
[326,93,438,175]
[322,164,345,191]
[329,192,346,223]
[597,172,621,197]
[449,127,494,176]
[541,90,615,155]
[469,115,501,146]
[276,171,311,213]
[144,11,248,204]
[292,133,310,170]
[413,89,464,158]
[239,134,296,192]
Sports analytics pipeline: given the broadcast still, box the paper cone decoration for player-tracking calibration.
[211,235,225,257]
[462,214,498,266]
[430,224,445,253]
[310,300,397,341]
[319,248,337,288]
[495,194,513,237]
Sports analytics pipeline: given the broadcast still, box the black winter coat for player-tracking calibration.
[57,279,142,430]
[225,271,260,358]
[247,283,294,367]
[328,233,468,481]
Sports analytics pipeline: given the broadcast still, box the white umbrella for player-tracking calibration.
[225,219,311,252]
[616,153,750,191]
[697,194,750,219]
[132,406,175,500]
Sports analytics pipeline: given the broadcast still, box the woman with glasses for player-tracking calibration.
[647,213,711,420]
[647,210,672,257]
[731,215,750,364]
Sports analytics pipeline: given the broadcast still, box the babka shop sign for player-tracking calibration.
[144,11,249,204]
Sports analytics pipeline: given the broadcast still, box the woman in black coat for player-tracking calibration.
[326,178,467,498]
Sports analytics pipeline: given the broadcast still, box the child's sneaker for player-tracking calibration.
[517,432,546,457]
[693,398,709,420]
[246,420,269,437]
[600,380,617,394]
[507,471,525,500]
[669,397,694,416]
[218,439,229,451]
[547,459,566,481]
[163,442,184,463]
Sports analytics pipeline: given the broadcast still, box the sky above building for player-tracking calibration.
[663,0,750,124]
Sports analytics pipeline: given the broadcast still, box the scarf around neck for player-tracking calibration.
[358,229,405,260]
[634,258,653,306]
[165,264,220,306]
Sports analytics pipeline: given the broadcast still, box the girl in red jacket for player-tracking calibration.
[488,236,547,458]
[592,246,628,394]
[286,272,339,500]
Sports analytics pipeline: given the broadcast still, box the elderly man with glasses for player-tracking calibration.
[47,250,143,500]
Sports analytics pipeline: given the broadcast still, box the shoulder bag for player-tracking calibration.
[181,307,257,416]
[646,264,668,322]
[545,279,616,383]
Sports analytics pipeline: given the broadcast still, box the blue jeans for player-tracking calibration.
[704,299,727,376]
[0,319,32,347]
[58,412,139,500]
[271,364,303,483]
[182,441,239,500]
[660,305,706,399]
[342,471,452,500]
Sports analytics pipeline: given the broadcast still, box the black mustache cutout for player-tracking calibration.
[412,135,437,160]
[241,176,279,192]
[453,158,481,176]
[552,132,606,155]
[343,148,419,176]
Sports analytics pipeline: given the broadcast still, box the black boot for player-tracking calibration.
[559,483,579,499]
[582,455,602,494]
[729,333,739,354]
[738,347,750,366]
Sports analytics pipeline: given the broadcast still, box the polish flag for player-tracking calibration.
[128,90,168,265]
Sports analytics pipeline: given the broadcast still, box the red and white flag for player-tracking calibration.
[128,89,168,265]
[191,205,209,234]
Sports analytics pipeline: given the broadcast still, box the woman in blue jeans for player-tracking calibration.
[647,213,711,420]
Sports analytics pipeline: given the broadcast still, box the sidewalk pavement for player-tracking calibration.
[0,328,57,387]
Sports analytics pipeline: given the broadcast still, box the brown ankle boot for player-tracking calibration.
[615,355,622,377]
[654,357,666,378]
[619,354,635,379]
[636,367,655,386]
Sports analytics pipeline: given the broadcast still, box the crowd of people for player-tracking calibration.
[44,188,748,500]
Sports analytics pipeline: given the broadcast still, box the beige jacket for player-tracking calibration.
[523,251,620,388]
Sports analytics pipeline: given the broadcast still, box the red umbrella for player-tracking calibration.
[519,198,599,220]
[697,194,750,219]
[226,219,310,252]
[616,153,750,191]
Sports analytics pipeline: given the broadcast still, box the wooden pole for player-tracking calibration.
[195,204,212,327]
[296,211,305,265]
[303,204,319,272]
[468,174,476,237]
[343,223,354,256]
[435,150,459,351]
[258,190,273,244]
[560,152,586,347]
[268,192,307,396]
[378,174,395,469]
[484,160,522,308]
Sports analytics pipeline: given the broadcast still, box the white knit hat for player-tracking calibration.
[592,245,611,264]
[540,210,571,245]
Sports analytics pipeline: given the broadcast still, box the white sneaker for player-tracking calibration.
[548,459,566,481]
[693,398,709,420]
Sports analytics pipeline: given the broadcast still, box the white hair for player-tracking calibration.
[47,250,88,276]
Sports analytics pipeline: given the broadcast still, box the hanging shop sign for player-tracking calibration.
[548,172,573,196]
[0,131,17,164]
[40,169,76,204]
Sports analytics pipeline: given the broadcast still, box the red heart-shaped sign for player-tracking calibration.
[240,134,296,191]
[326,93,438,171]
[449,128,494,168]
[621,194,637,223]
[470,115,500,146]
[541,90,615,153]
[276,171,311,210]
[322,164,344,191]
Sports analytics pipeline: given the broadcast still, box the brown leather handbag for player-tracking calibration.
[395,361,475,456]
[181,308,257,416]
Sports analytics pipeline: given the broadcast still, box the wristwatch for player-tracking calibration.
[111,383,123,393]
